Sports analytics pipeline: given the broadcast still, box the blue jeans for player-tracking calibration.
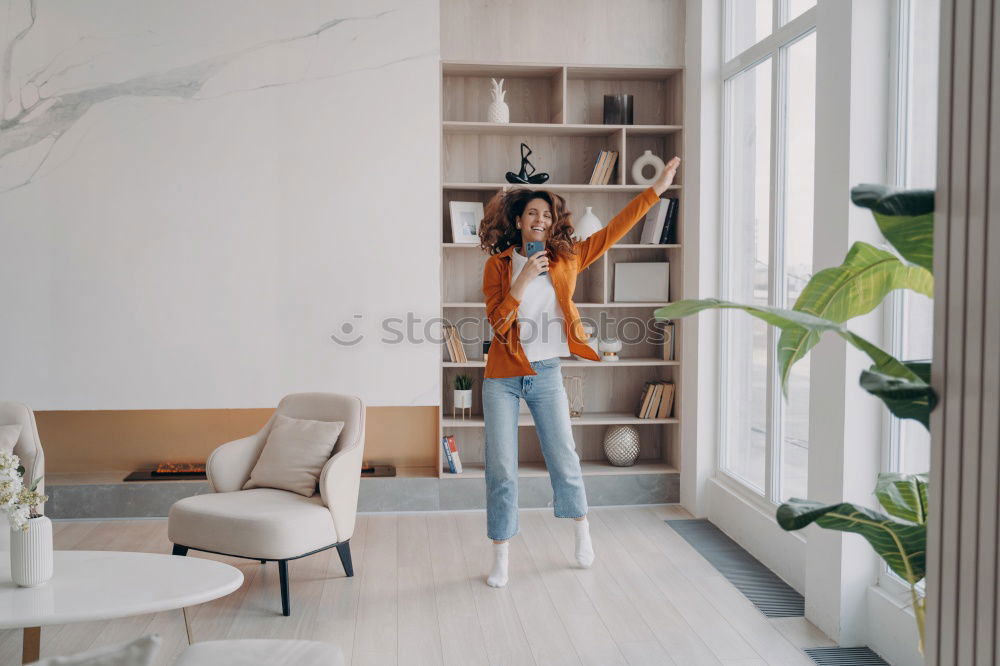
[482,356,589,541]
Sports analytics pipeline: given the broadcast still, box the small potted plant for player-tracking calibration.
[1,452,50,586]
[453,374,473,419]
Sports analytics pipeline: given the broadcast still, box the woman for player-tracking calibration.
[477,156,681,588]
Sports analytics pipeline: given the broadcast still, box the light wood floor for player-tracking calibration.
[0,505,834,665]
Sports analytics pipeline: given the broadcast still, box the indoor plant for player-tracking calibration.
[453,374,473,419]
[654,184,936,652]
[1,451,51,586]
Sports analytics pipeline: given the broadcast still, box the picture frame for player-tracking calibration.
[613,262,670,302]
[449,201,484,244]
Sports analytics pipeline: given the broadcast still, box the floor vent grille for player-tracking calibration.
[804,647,890,665]
[665,519,805,618]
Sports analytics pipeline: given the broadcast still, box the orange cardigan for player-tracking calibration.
[482,186,660,378]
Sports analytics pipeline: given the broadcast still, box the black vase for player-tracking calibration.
[603,94,634,125]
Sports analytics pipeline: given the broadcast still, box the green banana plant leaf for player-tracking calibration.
[851,184,935,273]
[776,242,933,393]
[776,498,927,584]
[654,299,922,383]
[875,473,929,525]
[860,361,937,429]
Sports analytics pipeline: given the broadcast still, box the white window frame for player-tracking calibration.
[880,0,937,596]
[719,2,817,504]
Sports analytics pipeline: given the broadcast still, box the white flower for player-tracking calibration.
[8,504,29,531]
[0,453,46,530]
[0,457,23,508]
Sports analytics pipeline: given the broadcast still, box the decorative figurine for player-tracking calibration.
[598,337,623,362]
[506,143,550,184]
[487,78,510,124]
[631,149,666,186]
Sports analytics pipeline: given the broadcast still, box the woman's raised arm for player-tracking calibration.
[574,156,681,270]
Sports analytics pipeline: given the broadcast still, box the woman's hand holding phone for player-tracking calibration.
[510,246,549,301]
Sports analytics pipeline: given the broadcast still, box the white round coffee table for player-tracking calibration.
[0,550,243,664]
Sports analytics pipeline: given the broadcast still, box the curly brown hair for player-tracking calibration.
[478,188,577,262]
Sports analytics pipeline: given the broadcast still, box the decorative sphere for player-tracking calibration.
[603,425,640,466]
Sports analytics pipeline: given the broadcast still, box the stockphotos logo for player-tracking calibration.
[329,311,671,346]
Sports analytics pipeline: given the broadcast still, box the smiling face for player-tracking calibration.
[516,197,553,244]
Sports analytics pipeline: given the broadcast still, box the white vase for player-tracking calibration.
[453,389,472,409]
[631,149,665,185]
[10,515,53,587]
[573,207,604,241]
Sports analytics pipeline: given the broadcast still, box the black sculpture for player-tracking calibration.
[505,143,550,184]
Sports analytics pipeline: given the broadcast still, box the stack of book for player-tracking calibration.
[638,197,680,244]
[588,150,620,185]
[443,324,467,362]
[441,434,463,473]
[634,381,675,419]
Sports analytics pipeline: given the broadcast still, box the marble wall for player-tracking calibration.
[0,0,441,409]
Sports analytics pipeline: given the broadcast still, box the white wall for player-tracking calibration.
[441,0,685,65]
[0,0,441,409]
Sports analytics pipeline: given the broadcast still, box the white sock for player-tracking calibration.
[574,517,595,568]
[487,541,509,587]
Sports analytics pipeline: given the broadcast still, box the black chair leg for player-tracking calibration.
[172,544,189,557]
[278,560,290,617]
[336,540,354,577]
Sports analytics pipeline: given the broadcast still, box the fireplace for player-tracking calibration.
[124,462,207,481]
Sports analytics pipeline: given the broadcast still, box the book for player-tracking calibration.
[446,434,463,474]
[647,383,664,418]
[640,383,656,419]
[441,436,456,473]
[640,198,670,244]
[657,321,676,360]
[588,151,608,185]
[658,198,679,244]
[444,325,467,362]
[635,381,655,418]
[600,151,619,185]
[656,383,676,419]
[443,325,458,362]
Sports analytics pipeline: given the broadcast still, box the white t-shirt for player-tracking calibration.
[510,247,571,362]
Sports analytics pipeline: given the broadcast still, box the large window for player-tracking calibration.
[721,2,816,502]
[886,0,938,476]
[874,0,939,597]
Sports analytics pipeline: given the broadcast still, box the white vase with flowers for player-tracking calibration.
[1,452,51,587]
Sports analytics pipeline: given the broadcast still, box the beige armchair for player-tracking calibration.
[0,402,46,550]
[167,393,365,616]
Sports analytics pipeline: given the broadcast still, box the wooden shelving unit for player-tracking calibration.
[439,60,685,483]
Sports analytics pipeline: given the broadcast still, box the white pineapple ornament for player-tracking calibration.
[487,78,510,124]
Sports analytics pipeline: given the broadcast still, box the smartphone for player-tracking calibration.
[525,241,547,276]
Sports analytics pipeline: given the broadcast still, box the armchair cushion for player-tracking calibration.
[168,488,338,560]
[0,424,21,454]
[242,414,344,497]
